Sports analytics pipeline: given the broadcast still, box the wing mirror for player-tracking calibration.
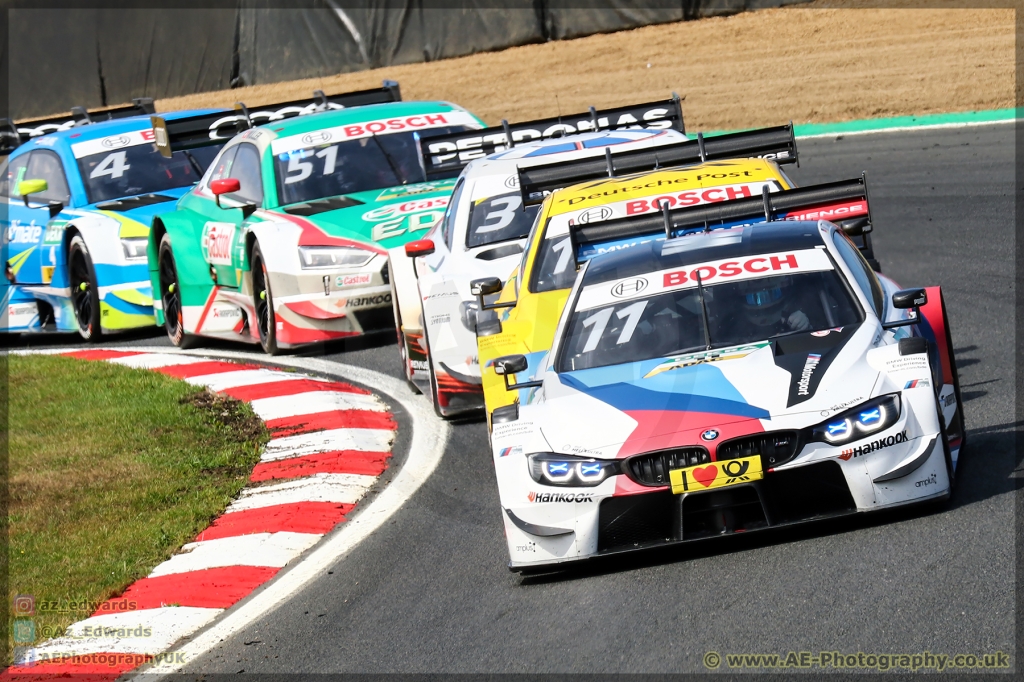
[470,276,516,313]
[18,178,47,206]
[405,239,435,258]
[18,178,63,217]
[493,354,543,392]
[210,178,240,208]
[883,288,927,328]
[838,216,871,237]
[210,178,256,217]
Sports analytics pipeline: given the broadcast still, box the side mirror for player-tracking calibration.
[892,288,926,309]
[470,276,516,313]
[493,354,542,392]
[883,288,927,329]
[471,277,502,297]
[838,216,871,237]
[494,354,528,375]
[405,239,435,258]
[210,178,240,208]
[241,202,258,220]
[18,178,48,206]
[491,403,519,424]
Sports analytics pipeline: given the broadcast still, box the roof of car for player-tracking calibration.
[462,129,687,180]
[260,100,472,138]
[582,220,829,285]
[547,157,785,217]
[25,108,223,145]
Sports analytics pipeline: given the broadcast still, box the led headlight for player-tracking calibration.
[527,452,620,487]
[121,237,148,261]
[810,394,901,445]
[297,246,375,269]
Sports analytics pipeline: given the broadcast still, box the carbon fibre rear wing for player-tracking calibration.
[418,94,684,181]
[570,174,872,263]
[151,80,402,158]
[519,123,798,207]
[0,98,156,155]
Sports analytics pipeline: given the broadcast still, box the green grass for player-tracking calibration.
[6,354,268,657]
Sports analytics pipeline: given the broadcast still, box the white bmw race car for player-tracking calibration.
[488,179,965,572]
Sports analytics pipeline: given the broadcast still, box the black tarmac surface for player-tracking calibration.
[8,123,1017,674]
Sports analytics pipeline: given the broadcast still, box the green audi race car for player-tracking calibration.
[148,82,486,353]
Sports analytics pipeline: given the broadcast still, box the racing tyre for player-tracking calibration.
[251,242,280,355]
[158,234,199,349]
[68,235,102,341]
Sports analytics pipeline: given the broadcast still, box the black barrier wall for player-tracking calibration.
[6,1,807,120]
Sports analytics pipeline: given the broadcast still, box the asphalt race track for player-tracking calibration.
[8,124,1016,673]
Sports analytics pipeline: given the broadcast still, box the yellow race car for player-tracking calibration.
[472,125,876,426]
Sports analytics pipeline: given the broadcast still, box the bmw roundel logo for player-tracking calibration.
[700,429,720,441]
[101,135,132,149]
[611,277,648,298]
[301,131,332,145]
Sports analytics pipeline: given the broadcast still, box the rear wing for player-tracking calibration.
[519,124,798,206]
[570,174,872,263]
[419,94,684,181]
[0,97,156,155]
[152,80,402,158]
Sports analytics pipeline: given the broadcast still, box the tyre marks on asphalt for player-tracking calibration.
[7,350,397,680]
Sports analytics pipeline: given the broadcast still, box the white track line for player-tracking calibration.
[250,390,387,421]
[225,473,378,511]
[148,532,322,577]
[27,607,222,659]
[794,116,1018,140]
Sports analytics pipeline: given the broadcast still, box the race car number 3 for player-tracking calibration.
[669,455,763,494]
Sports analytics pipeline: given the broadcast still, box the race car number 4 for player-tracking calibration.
[669,455,763,494]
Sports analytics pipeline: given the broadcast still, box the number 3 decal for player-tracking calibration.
[476,195,521,233]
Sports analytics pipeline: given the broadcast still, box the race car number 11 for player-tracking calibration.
[669,455,763,494]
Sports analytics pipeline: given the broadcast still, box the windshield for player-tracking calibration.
[77,145,220,204]
[557,269,862,373]
[275,126,469,205]
[466,191,539,248]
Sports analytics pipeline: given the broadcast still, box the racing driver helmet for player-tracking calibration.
[740,276,790,328]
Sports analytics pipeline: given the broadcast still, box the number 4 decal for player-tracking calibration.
[90,151,130,180]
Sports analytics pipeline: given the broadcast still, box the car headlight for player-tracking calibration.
[810,394,902,445]
[527,452,620,487]
[297,246,375,269]
[121,237,148,261]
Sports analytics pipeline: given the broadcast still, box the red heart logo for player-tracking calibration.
[692,465,718,488]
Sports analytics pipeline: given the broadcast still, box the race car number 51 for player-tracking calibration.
[669,455,763,494]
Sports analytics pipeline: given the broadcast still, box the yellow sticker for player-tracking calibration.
[669,455,763,494]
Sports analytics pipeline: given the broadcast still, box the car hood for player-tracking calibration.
[274,179,458,251]
[82,187,190,237]
[531,323,880,459]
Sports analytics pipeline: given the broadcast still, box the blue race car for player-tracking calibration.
[1,100,225,338]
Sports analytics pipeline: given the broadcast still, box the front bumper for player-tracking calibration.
[502,433,950,572]
[270,260,394,347]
